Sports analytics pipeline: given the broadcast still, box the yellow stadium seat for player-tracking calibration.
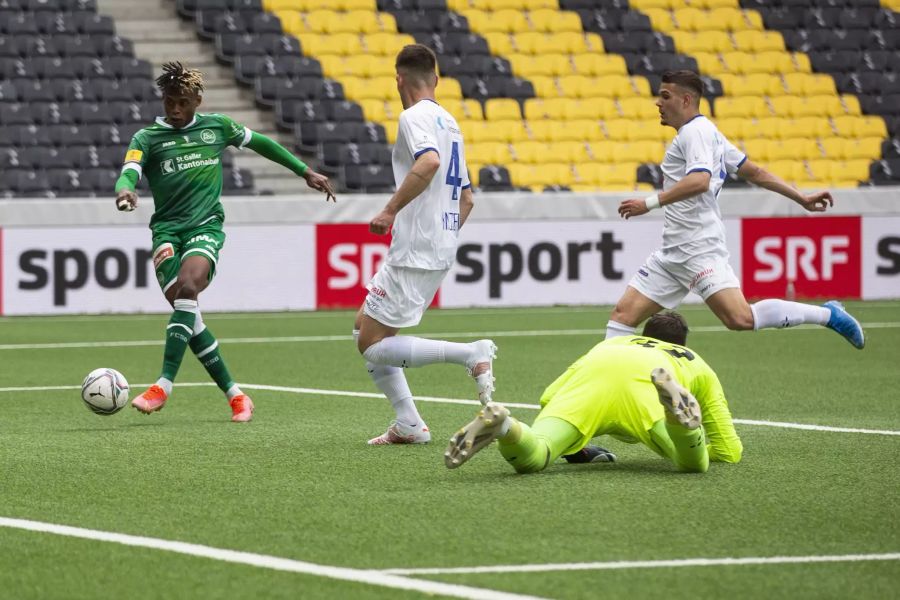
[709,7,762,30]
[358,99,386,122]
[838,95,862,116]
[528,75,559,98]
[805,159,834,182]
[524,98,563,120]
[642,8,675,32]
[529,9,582,33]
[546,119,602,142]
[742,139,771,162]
[383,120,398,144]
[264,0,307,10]
[511,141,550,163]
[555,32,590,54]
[830,160,869,184]
[782,138,822,161]
[565,98,618,119]
[732,30,785,52]
[819,137,847,160]
[296,33,360,56]
[456,99,484,120]
[467,163,481,186]
[694,52,725,75]
[715,117,749,141]
[585,141,613,163]
[753,51,801,74]
[475,9,530,33]
[336,0,376,8]
[618,97,657,119]
[518,32,567,54]
[572,54,627,77]
[766,159,805,182]
[843,138,882,161]
[782,73,836,97]
[724,74,784,97]
[700,98,712,116]
[343,76,395,101]
[675,8,716,31]
[781,117,834,139]
[695,0,740,7]
[274,11,303,35]
[484,98,522,121]
[363,32,416,55]
[715,97,771,119]
[748,117,783,141]
[556,141,592,163]
[468,142,512,165]
[439,78,463,99]
[630,0,678,9]
[483,32,514,55]
[524,120,554,141]
[520,54,573,77]
[672,31,733,53]
[613,142,662,163]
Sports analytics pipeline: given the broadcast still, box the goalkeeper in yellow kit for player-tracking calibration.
[445,312,742,473]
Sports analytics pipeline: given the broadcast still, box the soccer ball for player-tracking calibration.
[81,368,130,415]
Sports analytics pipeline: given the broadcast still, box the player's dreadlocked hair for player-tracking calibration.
[155,61,204,96]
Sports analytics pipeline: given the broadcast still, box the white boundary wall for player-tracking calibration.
[0,188,898,315]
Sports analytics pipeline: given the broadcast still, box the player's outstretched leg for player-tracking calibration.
[445,402,510,468]
[133,300,196,414]
[651,367,701,429]
[466,339,497,405]
[189,322,253,422]
[368,420,431,445]
[823,300,865,349]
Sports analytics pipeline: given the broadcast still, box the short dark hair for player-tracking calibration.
[661,70,703,103]
[642,311,689,346]
[396,44,437,78]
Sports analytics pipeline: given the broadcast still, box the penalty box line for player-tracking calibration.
[0,517,546,600]
[1,382,899,437]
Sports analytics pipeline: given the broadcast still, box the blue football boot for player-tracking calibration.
[824,300,865,349]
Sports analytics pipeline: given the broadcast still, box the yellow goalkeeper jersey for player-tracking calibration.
[538,335,743,462]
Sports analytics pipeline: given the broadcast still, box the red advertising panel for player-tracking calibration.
[741,216,861,300]
[316,224,441,309]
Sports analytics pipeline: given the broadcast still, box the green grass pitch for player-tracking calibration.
[0,301,898,599]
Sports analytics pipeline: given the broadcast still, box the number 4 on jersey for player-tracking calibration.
[445,141,462,201]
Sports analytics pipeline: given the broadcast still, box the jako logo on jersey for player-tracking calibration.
[201,129,216,143]
[161,159,175,174]
[742,216,861,299]
[162,141,175,148]
[153,243,174,268]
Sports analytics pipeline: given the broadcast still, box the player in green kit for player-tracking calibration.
[445,312,743,473]
[114,62,336,422]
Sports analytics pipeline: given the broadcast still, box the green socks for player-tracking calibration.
[189,328,235,393]
[160,307,195,382]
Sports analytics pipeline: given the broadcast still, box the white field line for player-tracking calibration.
[1,321,899,351]
[1,301,897,323]
[1,382,899,437]
[0,517,546,600]
[381,553,900,576]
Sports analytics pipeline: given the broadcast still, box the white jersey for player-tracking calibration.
[659,115,746,259]
[387,99,470,270]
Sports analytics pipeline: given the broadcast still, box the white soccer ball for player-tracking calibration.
[81,368,130,415]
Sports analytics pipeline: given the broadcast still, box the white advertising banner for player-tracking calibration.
[862,216,900,300]
[1,224,315,315]
[440,218,743,307]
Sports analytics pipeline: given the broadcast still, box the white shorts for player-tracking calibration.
[363,264,448,328]
[628,250,740,309]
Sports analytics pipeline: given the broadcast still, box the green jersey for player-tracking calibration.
[122,113,250,235]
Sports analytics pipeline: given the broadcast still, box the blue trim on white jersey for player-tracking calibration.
[684,114,706,125]
[414,147,439,158]
[687,167,712,175]
[461,183,471,190]
[737,155,748,168]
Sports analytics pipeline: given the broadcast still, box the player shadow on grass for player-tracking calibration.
[453,457,693,480]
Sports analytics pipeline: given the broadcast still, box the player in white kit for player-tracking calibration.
[608,70,865,349]
[354,44,497,445]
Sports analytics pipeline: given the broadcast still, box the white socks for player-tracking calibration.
[604,320,636,340]
[155,377,173,396]
[750,299,830,330]
[362,336,473,368]
[368,363,421,427]
[174,298,206,336]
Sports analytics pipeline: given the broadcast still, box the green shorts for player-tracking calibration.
[151,219,226,293]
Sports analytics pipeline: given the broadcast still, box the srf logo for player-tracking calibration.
[741,216,861,300]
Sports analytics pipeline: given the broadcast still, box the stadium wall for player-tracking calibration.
[0,188,897,315]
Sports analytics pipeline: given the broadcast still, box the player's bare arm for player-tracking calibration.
[459,186,474,228]
[369,150,440,234]
[618,170,711,219]
[737,159,833,212]
[244,131,336,202]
